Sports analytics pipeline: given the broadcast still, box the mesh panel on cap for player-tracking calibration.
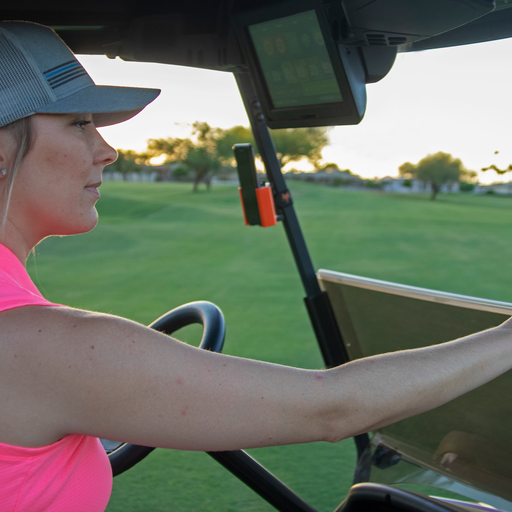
[0,30,55,127]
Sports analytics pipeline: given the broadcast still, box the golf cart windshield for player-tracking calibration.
[319,270,512,511]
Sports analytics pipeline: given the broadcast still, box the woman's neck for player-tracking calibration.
[0,223,34,265]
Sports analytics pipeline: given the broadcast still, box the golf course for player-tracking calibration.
[27,181,512,511]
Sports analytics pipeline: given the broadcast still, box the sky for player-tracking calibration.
[78,36,512,184]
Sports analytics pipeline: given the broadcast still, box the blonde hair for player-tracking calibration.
[0,116,32,229]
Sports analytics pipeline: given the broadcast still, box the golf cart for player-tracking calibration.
[5,1,512,510]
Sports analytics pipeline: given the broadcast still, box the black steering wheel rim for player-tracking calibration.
[102,301,225,477]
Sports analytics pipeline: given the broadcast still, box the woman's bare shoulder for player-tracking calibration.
[0,305,143,372]
[0,306,172,446]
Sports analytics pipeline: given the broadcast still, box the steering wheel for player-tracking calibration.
[101,301,226,477]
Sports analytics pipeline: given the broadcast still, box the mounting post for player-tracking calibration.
[235,72,369,463]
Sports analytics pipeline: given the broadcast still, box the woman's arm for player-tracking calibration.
[1,305,511,450]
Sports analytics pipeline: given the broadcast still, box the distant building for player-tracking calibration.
[103,170,158,182]
[286,169,363,187]
[476,182,512,195]
[380,177,460,194]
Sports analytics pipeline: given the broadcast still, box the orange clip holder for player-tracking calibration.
[238,185,277,228]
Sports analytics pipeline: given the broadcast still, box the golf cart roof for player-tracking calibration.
[4,0,512,71]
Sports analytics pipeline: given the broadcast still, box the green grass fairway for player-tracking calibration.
[29,182,512,511]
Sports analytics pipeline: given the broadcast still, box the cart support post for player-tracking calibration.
[235,72,349,367]
[235,72,369,463]
[208,450,317,512]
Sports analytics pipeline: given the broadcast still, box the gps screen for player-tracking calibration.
[248,10,343,109]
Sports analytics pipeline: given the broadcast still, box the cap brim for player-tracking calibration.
[34,84,161,127]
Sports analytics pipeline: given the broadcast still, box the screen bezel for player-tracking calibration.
[233,0,366,128]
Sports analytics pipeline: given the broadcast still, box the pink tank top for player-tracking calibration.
[0,244,113,511]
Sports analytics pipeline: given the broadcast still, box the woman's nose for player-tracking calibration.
[94,131,118,167]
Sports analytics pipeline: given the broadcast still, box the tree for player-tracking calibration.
[215,125,254,165]
[147,122,221,192]
[107,149,145,180]
[317,163,352,174]
[214,125,328,169]
[399,152,467,200]
[481,163,512,176]
[146,123,330,190]
[271,127,328,169]
[398,161,415,177]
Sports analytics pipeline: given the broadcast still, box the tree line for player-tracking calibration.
[108,122,328,192]
[108,123,509,200]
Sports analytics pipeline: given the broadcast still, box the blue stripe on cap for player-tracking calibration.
[50,69,88,88]
[48,67,86,84]
[44,59,79,77]
[44,60,86,89]
[47,67,81,83]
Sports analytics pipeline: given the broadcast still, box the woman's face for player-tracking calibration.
[6,114,117,244]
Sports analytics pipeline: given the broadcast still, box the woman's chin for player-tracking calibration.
[73,218,99,236]
[51,212,99,238]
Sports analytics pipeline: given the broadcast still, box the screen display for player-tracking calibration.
[248,10,343,109]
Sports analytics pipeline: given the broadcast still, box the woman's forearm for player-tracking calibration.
[317,319,512,443]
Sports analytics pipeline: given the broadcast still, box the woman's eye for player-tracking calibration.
[75,120,92,130]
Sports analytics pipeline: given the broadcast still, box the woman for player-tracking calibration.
[1,20,512,512]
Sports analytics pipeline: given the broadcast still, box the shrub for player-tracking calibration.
[459,182,475,192]
[332,177,352,187]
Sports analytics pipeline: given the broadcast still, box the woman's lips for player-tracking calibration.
[85,182,101,198]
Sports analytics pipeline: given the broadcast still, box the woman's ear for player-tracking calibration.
[0,127,16,173]
[0,129,13,171]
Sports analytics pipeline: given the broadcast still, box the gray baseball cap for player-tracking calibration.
[0,21,160,128]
